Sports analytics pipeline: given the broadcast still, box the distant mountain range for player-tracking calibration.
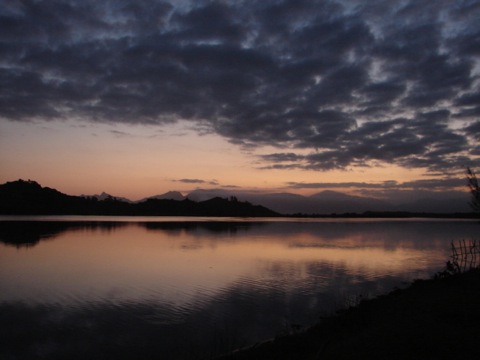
[235,189,472,214]
[80,191,134,203]
[139,188,472,215]
[85,188,472,214]
[0,179,474,216]
[0,180,278,217]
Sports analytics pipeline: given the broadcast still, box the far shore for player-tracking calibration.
[283,210,479,219]
[0,211,478,219]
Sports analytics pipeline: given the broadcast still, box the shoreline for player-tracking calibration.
[215,269,480,359]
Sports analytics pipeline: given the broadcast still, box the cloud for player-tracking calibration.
[110,130,132,138]
[174,178,219,186]
[286,177,466,191]
[1,0,479,172]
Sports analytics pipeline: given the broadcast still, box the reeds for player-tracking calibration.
[449,239,480,273]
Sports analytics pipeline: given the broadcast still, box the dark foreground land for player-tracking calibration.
[217,269,480,360]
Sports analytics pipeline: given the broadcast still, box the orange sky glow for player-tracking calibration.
[0,118,446,201]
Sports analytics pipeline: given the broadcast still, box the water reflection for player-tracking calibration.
[0,219,477,359]
[0,221,127,247]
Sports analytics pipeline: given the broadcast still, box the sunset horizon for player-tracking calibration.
[0,175,473,215]
[1,0,479,205]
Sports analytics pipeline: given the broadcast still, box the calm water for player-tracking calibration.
[0,217,478,359]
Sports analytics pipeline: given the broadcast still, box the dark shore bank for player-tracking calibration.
[216,269,480,360]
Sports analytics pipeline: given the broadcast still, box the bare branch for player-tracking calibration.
[466,167,480,213]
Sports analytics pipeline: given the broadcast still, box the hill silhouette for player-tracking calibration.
[0,180,279,217]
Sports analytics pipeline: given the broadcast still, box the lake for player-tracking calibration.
[0,216,478,359]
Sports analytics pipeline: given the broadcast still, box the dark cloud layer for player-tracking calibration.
[1,0,479,172]
[286,177,467,190]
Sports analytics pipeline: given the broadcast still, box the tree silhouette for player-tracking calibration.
[467,167,480,213]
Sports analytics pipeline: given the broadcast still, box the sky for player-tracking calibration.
[0,0,479,201]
